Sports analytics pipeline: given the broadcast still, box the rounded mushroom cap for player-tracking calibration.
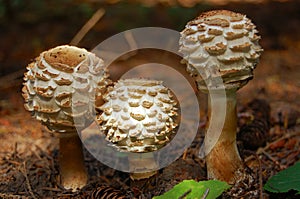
[97,78,178,153]
[22,45,109,133]
[179,10,263,91]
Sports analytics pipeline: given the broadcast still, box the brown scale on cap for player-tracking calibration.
[44,46,87,71]
[195,10,244,21]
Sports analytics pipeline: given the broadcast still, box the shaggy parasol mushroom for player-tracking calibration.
[22,45,109,190]
[97,78,178,180]
[179,10,263,183]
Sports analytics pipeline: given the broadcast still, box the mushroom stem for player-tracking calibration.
[128,153,158,180]
[59,133,88,190]
[204,89,244,184]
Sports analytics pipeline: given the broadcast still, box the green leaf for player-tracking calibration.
[153,180,230,199]
[264,161,300,194]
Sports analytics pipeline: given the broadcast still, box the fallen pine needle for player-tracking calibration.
[22,161,38,199]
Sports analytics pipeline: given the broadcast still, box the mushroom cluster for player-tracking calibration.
[98,78,178,153]
[179,10,263,184]
[22,45,109,190]
[22,9,262,190]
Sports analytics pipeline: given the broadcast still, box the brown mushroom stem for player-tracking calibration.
[59,133,88,190]
[128,153,158,180]
[204,89,244,184]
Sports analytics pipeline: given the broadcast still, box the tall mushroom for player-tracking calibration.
[179,10,263,183]
[22,45,109,190]
[97,78,178,180]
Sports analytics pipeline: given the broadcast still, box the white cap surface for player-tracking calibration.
[98,78,178,153]
[22,45,109,133]
[179,10,263,90]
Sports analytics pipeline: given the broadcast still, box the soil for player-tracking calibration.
[0,1,299,198]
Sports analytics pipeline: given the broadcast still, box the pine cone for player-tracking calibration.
[88,185,126,199]
[238,99,271,150]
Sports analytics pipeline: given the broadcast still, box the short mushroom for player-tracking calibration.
[179,10,263,183]
[22,45,109,190]
[97,78,178,180]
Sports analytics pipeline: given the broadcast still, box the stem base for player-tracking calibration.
[205,90,244,184]
[59,134,87,190]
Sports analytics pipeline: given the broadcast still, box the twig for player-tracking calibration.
[117,30,138,60]
[33,144,56,172]
[245,127,300,163]
[6,160,21,166]
[260,149,286,170]
[246,151,263,199]
[40,187,62,192]
[22,161,38,199]
[0,193,24,199]
[99,175,111,184]
[91,29,139,62]
[12,142,18,159]
[257,156,264,199]
[259,128,300,169]
[124,31,138,51]
[31,148,42,160]
[115,178,131,190]
[259,127,300,153]
[70,8,105,45]
[178,189,191,199]
[33,144,52,160]
[201,188,210,199]
[182,149,188,160]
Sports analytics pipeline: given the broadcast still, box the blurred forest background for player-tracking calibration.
[0,0,300,77]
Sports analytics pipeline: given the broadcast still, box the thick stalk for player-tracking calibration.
[59,133,88,190]
[205,89,244,184]
[128,153,158,180]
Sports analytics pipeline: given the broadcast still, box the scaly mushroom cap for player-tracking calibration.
[22,45,109,133]
[97,78,178,153]
[179,10,263,91]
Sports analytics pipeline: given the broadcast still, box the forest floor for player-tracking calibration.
[0,1,300,198]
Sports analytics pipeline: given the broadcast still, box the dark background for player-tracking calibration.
[0,0,300,76]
